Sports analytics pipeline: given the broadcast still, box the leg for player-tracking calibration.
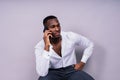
[68,70,94,80]
[38,69,63,80]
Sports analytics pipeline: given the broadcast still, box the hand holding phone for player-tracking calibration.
[43,30,52,51]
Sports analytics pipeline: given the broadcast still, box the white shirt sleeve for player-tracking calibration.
[34,41,52,76]
[69,32,94,63]
[81,42,94,63]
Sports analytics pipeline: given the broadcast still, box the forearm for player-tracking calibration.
[35,49,52,76]
[81,42,94,63]
[36,55,50,76]
[74,62,85,70]
[44,44,50,51]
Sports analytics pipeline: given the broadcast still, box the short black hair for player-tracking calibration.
[43,15,57,32]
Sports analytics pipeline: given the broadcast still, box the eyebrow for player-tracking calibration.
[49,23,60,27]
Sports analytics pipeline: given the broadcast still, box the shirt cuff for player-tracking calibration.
[42,50,52,59]
[81,55,89,63]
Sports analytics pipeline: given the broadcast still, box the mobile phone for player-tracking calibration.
[43,26,48,32]
[43,27,53,42]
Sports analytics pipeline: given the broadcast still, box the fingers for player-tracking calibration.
[74,63,84,70]
[43,30,52,46]
[44,30,52,37]
[74,64,80,70]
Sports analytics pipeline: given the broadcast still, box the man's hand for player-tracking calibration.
[74,62,85,70]
[43,30,52,51]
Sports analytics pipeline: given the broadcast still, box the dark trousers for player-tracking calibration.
[38,65,94,80]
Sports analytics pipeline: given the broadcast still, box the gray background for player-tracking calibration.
[0,0,120,80]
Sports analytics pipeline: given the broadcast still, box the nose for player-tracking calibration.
[55,26,59,31]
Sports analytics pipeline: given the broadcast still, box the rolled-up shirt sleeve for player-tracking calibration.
[81,42,94,63]
[34,41,53,76]
[69,32,94,63]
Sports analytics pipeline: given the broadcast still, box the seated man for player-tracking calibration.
[35,15,94,80]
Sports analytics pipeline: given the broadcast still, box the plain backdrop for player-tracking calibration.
[0,0,120,80]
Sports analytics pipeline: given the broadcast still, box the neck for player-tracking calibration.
[50,36,62,44]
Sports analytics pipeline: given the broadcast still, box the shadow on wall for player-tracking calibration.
[75,42,106,80]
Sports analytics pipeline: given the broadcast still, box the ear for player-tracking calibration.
[43,28,45,32]
[43,27,48,32]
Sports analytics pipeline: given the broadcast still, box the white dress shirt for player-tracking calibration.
[35,31,94,76]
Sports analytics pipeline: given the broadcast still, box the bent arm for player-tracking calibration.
[81,41,94,63]
[35,47,52,76]
[70,32,94,63]
[76,34,94,63]
[73,32,94,70]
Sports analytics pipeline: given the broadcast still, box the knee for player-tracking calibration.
[38,76,49,80]
[38,76,55,80]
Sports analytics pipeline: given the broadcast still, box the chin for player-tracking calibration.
[54,35,61,38]
[55,36,60,38]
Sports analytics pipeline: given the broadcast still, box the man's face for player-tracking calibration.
[46,18,61,38]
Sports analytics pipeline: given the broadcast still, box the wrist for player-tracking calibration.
[79,62,85,67]
[44,45,50,51]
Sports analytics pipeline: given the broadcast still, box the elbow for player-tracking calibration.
[36,67,48,77]
[90,42,94,48]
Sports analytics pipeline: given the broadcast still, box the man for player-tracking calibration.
[35,15,94,80]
